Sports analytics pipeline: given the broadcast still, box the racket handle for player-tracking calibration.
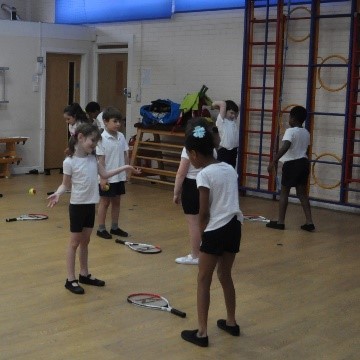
[171,308,186,318]
[6,218,16,222]
[115,239,126,244]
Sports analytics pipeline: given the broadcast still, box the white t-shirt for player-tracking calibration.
[216,114,239,150]
[95,112,105,129]
[181,147,201,180]
[96,129,129,183]
[280,127,310,163]
[181,147,218,180]
[63,155,100,204]
[196,162,243,232]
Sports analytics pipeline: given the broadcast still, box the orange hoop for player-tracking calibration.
[317,55,348,92]
[287,7,311,43]
[311,152,342,189]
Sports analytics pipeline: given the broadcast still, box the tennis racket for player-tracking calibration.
[5,214,48,222]
[244,214,270,223]
[115,239,161,254]
[127,293,186,318]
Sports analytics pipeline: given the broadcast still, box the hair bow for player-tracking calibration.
[193,126,206,138]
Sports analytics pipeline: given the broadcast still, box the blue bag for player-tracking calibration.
[140,99,180,127]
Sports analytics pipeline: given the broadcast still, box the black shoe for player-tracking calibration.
[97,230,112,239]
[110,228,129,237]
[217,319,240,336]
[79,274,105,287]
[181,330,208,347]
[65,279,85,295]
[301,223,315,232]
[266,220,285,230]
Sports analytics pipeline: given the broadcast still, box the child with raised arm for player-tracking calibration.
[266,105,315,231]
[96,107,129,240]
[180,119,243,347]
[47,123,140,295]
[212,100,239,168]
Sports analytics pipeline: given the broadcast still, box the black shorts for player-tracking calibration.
[282,157,309,188]
[200,215,241,255]
[217,147,238,168]
[69,203,96,233]
[181,178,199,215]
[99,181,125,197]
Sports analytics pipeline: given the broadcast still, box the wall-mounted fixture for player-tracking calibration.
[1,3,21,20]
[0,67,9,103]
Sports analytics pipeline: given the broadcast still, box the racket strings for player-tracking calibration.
[130,295,167,307]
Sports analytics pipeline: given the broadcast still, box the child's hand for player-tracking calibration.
[173,194,181,205]
[47,193,60,208]
[99,178,108,191]
[128,166,141,175]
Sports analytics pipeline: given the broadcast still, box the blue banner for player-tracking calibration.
[55,0,173,24]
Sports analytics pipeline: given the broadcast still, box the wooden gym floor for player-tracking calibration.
[0,174,359,360]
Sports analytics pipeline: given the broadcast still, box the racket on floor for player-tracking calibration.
[244,214,270,223]
[115,239,161,254]
[5,214,48,222]
[127,293,186,318]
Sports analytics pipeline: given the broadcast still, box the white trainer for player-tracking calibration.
[175,254,199,265]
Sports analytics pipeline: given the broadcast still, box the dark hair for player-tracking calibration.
[102,107,123,121]
[225,100,239,113]
[64,103,89,123]
[185,118,215,156]
[85,101,100,113]
[66,123,101,157]
[290,106,307,124]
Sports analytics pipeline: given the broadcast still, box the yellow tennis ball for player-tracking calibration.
[104,184,110,191]
[28,188,36,195]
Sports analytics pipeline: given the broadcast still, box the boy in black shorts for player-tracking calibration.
[266,106,315,231]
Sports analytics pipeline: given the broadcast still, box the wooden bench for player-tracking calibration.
[130,127,185,186]
[0,137,28,178]
[0,157,22,178]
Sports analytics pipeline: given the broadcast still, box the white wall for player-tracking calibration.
[0,20,94,173]
[93,9,244,134]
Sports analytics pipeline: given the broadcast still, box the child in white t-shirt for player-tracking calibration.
[47,123,140,295]
[212,100,239,168]
[266,105,315,231]
[180,119,243,347]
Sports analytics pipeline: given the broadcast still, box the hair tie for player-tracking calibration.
[193,126,206,138]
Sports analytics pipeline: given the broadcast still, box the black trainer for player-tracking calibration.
[217,319,240,336]
[97,230,112,239]
[266,220,285,230]
[301,223,315,232]
[110,228,129,237]
[65,279,85,295]
[79,274,105,287]
[181,330,208,347]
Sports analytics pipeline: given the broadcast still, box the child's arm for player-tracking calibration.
[173,158,190,205]
[47,174,71,208]
[212,100,226,120]
[268,140,291,173]
[97,161,141,179]
[97,154,109,190]
[198,186,210,233]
